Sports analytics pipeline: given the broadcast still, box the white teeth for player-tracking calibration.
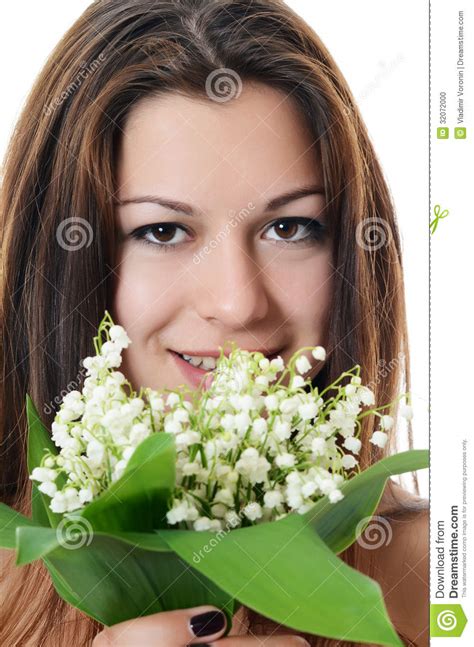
[180,353,217,370]
[201,356,217,370]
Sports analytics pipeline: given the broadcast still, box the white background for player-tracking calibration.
[0,1,429,496]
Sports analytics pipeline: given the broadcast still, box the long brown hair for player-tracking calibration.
[0,1,426,644]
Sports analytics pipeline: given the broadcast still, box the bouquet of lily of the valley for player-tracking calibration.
[0,311,427,646]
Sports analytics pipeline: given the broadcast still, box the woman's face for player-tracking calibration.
[112,82,333,394]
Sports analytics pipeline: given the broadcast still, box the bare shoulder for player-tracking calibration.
[371,491,429,646]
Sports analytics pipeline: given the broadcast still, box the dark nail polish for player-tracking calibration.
[189,610,226,637]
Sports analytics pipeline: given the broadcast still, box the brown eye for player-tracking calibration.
[130,222,190,250]
[274,221,299,240]
[264,218,327,245]
[148,223,178,243]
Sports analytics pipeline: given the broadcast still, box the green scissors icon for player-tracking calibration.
[430,204,449,235]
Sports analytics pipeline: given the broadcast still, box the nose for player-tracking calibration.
[192,237,269,329]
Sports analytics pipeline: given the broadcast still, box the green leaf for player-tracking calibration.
[304,449,429,554]
[0,502,33,549]
[78,433,176,532]
[15,526,169,565]
[25,530,234,627]
[157,513,403,646]
[16,526,62,564]
[26,393,62,528]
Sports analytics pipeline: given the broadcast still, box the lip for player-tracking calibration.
[168,347,284,390]
[169,350,213,390]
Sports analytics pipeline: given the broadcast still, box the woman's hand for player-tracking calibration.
[92,605,310,645]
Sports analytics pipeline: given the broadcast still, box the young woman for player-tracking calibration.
[0,1,428,645]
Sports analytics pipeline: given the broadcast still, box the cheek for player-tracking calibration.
[111,248,182,339]
[269,251,333,318]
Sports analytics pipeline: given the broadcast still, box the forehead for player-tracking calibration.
[116,82,321,201]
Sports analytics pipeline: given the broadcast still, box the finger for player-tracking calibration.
[205,635,310,646]
[96,605,227,646]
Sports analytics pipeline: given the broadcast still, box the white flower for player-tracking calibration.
[79,486,94,504]
[272,417,292,441]
[370,430,388,448]
[399,404,413,420]
[328,489,344,503]
[38,481,58,497]
[174,408,190,424]
[113,460,127,481]
[64,487,82,512]
[130,423,149,445]
[319,478,337,494]
[343,436,362,453]
[167,498,198,525]
[359,387,375,406]
[380,415,394,430]
[109,325,131,349]
[234,411,251,434]
[341,454,358,469]
[299,401,319,421]
[224,510,241,528]
[30,467,58,483]
[311,438,326,456]
[34,311,404,527]
[275,453,296,468]
[264,489,283,508]
[243,502,263,521]
[50,492,67,513]
[164,418,182,434]
[182,461,201,476]
[235,448,271,484]
[210,503,228,518]
[259,357,270,371]
[255,375,269,389]
[291,375,306,389]
[122,446,136,461]
[269,356,284,372]
[194,516,213,531]
[176,431,201,448]
[345,384,357,397]
[264,394,279,411]
[280,397,299,415]
[287,492,303,509]
[86,440,106,466]
[252,417,268,436]
[301,481,317,497]
[311,346,326,361]
[295,355,312,375]
[166,393,181,407]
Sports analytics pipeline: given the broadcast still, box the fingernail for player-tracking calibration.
[189,610,226,637]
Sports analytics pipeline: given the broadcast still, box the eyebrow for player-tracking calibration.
[115,184,325,216]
